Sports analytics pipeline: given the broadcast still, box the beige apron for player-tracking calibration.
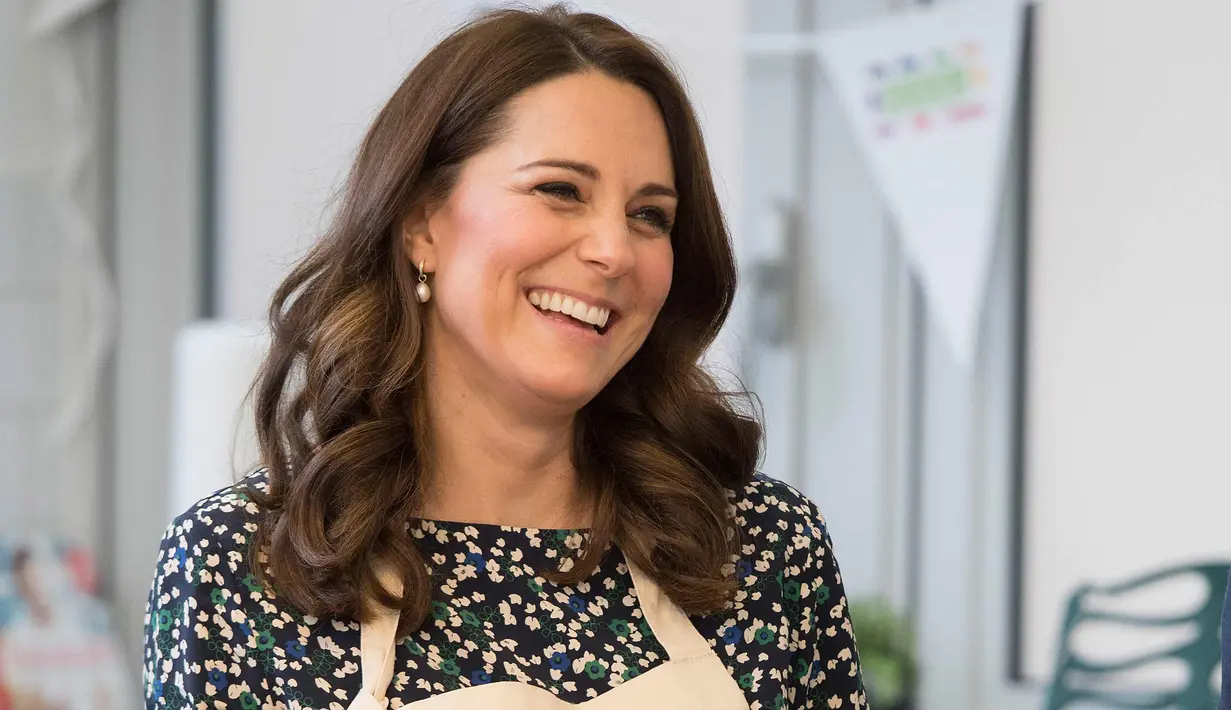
[346,561,750,709]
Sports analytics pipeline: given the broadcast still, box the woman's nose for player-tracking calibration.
[576,212,636,278]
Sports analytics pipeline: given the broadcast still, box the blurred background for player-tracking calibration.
[1,0,1228,707]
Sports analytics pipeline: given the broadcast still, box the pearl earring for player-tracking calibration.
[415,259,432,303]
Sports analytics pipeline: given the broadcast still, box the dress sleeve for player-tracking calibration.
[142,512,239,709]
[792,518,867,709]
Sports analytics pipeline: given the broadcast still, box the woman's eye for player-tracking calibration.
[632,206,673,234]
[536,182,582,201]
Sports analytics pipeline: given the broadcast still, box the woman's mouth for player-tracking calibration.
[525,288,618,336]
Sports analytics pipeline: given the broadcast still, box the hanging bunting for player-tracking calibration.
[818,0,1025,364]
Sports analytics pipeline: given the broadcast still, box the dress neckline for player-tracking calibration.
[410,517,592,536]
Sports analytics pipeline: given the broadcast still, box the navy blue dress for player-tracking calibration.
[142,469,867,708]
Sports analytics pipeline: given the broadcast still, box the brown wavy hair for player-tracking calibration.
[249,4,761,636]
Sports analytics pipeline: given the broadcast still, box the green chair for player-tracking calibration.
[1045,562,1230,710]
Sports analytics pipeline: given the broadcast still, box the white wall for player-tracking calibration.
[0,0,60,535]
[1022,0,1231,680]
[112,0,205,665]
[218,0,462,322]
[0,0,106,552]
[0,0,205,674]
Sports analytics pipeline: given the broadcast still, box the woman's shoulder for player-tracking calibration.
[725,473,841,583]
[166,467,267,529]
[727,473,832,542]
[155,468,269,569]
[721,478,864,706]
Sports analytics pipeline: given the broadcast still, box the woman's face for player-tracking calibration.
[409,71,676,413]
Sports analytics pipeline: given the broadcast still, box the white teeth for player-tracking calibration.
[528,289,612,330]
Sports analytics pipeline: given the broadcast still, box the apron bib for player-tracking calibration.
[347,561,749,709]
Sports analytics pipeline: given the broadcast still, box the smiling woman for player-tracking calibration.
[400,71,679,425]
[142,5,865,709]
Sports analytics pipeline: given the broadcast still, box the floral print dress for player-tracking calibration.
[143,470,866,709]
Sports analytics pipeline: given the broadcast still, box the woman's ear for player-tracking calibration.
[401,199,437,271]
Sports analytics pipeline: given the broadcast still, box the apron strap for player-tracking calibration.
[348,565,403,710]
[625,559,713,661]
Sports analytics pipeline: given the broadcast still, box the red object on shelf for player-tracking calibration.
[0,637,10,710]
[63,545,97,595]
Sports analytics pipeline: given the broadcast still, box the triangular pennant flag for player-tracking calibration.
[818,0,1024,365]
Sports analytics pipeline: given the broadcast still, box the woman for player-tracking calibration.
[143,6,865,708]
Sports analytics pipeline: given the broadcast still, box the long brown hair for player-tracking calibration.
[249,4,761,636]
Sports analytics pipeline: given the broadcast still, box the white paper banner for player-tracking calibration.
[818,0,1024,364]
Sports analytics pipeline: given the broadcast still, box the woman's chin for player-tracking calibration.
[517,372,607,412]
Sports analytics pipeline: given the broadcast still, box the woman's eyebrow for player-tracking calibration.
[518,158,677,200]
[518,158,600,180]
[636,183,677,200]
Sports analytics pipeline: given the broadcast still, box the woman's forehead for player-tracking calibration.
[490,72,675,185]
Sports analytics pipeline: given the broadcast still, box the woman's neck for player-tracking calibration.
[416,359,593,529]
